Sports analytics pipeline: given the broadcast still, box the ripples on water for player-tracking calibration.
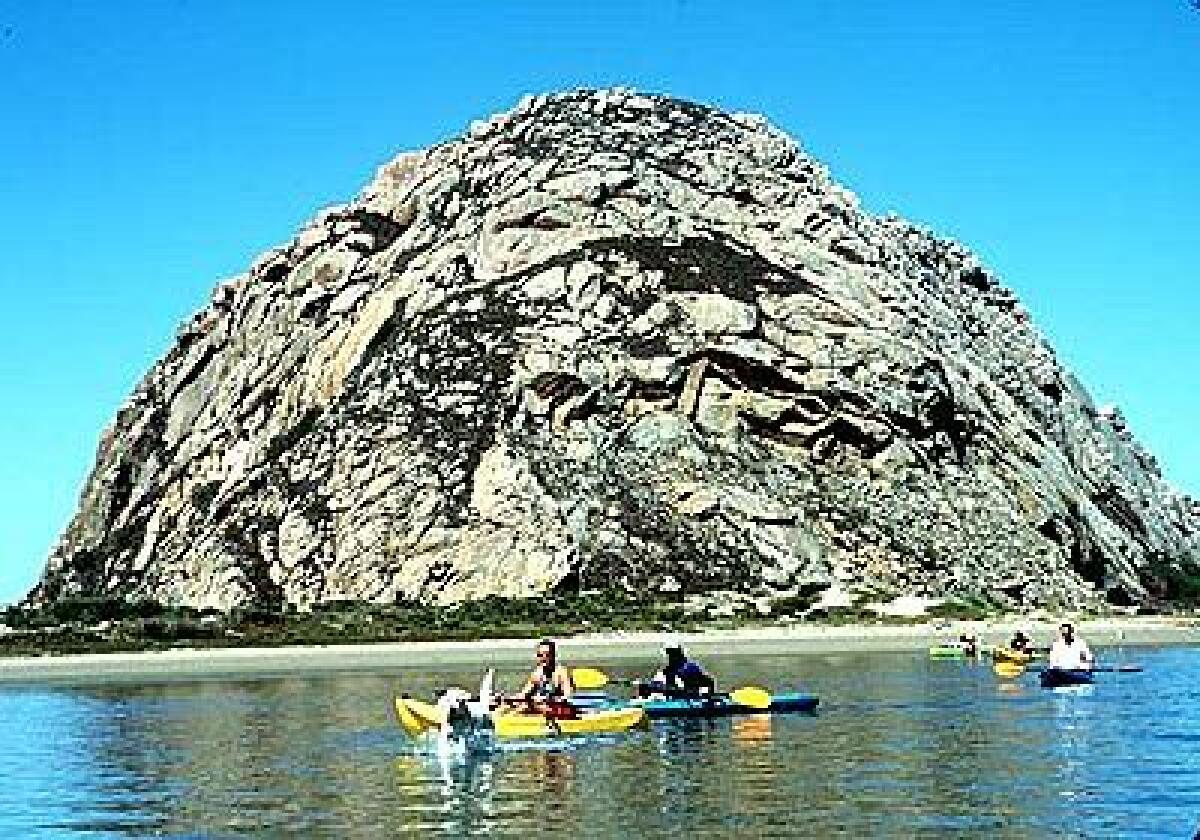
[1,647,1197,838]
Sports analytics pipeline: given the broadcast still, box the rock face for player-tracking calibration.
[32,88,1199,612]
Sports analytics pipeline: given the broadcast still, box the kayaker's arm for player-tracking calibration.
[556,666,575,699]
[515,669,539,700]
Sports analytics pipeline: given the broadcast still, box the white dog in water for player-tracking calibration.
[433,670,498,752]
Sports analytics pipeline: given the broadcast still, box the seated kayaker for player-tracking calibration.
[635,642,716,699]
[1009,630,1033,655]
[504,638,576,715]
[1048,623,1093,670]
[957,634,978,657]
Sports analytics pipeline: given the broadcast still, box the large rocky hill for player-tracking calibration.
[31,88,1199,613]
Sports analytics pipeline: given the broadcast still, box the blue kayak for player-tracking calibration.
[636,692,819,718]
[1040,668,1094,688]
[575,692,818,718]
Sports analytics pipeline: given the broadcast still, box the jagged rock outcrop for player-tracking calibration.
[32,88,1200,612]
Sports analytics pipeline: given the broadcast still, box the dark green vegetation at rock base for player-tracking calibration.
[0,592,691,657]
[0,590,1179,658]
[1144,557,1200,605]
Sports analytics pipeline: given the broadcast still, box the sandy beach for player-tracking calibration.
[0,616,1195,685]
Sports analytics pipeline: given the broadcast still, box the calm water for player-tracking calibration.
[1,646,1198,839]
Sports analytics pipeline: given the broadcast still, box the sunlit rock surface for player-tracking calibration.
[32,89,1199,611]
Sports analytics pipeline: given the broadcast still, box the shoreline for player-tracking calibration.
[0,617,1195,685]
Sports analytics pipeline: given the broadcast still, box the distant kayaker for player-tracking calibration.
[957,634,979,657]
[509,639,575,712]
[1048,623,1093,669]
[635,642,716,699]
[1009,630,1033,655]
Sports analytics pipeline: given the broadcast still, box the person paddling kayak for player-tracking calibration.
[1008,630,1033,655]
[635,642,716,699]
[506,639,575,714]
[1048,623,1093,669]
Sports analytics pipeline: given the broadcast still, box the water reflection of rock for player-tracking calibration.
[0,688,180,836]
[507,748,576,796]
[15,653,1189,838]
[630,718,789,836]
[69,675,415,837]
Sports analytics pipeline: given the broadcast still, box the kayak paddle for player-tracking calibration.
[728,686,772,709]
[1027,663,1143,674]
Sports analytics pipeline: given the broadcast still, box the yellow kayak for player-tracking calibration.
[393,697,646,740]
[493,706,646,739]
[992,646,1033,665]
[394,697,445,737]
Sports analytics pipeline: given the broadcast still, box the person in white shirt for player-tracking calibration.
[1048,623,1093,669]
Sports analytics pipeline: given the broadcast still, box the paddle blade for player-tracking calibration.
[993,662,1025,679]
[571,667,609,690]
[730,686,772,709]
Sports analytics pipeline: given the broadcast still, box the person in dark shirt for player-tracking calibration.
[1009,630,1033,654]
[636,642,716,699]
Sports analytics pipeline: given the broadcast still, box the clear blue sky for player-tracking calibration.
[1,1,1197,606]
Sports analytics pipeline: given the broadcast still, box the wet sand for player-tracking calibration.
[0,616,1194,685]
